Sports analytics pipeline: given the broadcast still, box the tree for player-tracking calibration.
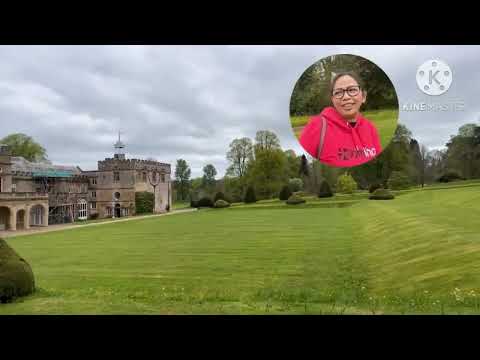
[254,130,280,152]
[387,171,411,190]
[248,147,287,199]
[0,133,47,162]
[284,150,300,179]
[202,164,217,188]
[418,144,429,187]
[299,154,310,177]
[336,174,357,194]
[226,137,253,178]
[174,159,191,201]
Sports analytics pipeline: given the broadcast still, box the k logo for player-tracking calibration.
[416,59,452,96]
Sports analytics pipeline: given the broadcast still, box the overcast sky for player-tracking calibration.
[0,45,478,177]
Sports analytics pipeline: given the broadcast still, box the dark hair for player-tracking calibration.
[329,71,366,96]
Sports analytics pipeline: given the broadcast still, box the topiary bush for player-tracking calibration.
[288,178,303,192]
[437,171,464,183]
[0,238,35,303]
[244,186,257,204]
[89,213,99,220]
[214,199,230,208]
[387,171,411,190]
[279,185,292,201]
[190,199,198,208]
[214,192,226,202]
[369,183,383,193]
[369,188,395,200]
[318,181,333,198]
[135,191,155,214]
[197,197,214,208]
[286,194,306,205]
[336,174,358,194]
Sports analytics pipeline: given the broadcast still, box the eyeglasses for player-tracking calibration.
[332,85,361,99]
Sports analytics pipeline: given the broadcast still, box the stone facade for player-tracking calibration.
[0,138,171,232]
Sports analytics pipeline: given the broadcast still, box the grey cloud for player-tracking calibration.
[0,45,479,177]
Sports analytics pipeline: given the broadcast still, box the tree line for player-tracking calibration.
[173,122,480,203]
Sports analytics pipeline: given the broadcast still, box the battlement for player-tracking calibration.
[97,158,171,172]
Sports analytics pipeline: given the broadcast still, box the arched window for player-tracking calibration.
[78,199,88,220]
[114,192,121,200]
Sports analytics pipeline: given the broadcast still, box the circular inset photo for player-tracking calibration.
[290,54,399,167]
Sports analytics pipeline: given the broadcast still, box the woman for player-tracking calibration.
[299,71,381,167]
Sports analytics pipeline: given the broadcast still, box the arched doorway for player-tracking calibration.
[30,205,44,226]
[0,207,10,230]
[115,203,121,218]
[16,209,26,230]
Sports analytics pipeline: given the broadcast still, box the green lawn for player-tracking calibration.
[1,182,480,314]
[291,108,398,150]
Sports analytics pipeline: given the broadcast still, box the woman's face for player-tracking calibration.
[331,75,366,121]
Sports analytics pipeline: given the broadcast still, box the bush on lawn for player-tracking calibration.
[436,171,464,183]
[288,178,303,192]
[369,183,383,193]
[244,186,257,204]
[89,213,99,220]
[336,174,358,194]
[197,197,214,208]
[214,192,226,202]
[214,199,230,208]
[286,194,306,205]
[0,238,35,303]
[279,185,292,201]
[369,188,395,200]
[318,181,333,198]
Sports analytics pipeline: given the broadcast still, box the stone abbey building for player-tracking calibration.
[0,136,171,232]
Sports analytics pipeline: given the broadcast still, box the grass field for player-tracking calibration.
[291,108,399,150]
[1,180,480,314]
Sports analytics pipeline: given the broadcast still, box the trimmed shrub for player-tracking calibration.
[214,199,230,208]
[369,183,383,193]
[214,192,226,202]
[288,178,303,192]
[135,191,154,214]
[190,199,198,208]
[279,185,292,201]
[0,238,35,303]
[197,197,214,208]
[293,191,309,197]
[336,174,358,194]
[318,181,333,198]
[387,171,411,190]
[369,188,395,200]
[286,194,306,205]
[437,171,464,183]
[244,186,257,204]
[89,213,99,220]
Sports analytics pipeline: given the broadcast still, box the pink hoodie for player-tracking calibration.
[299,106,382,167]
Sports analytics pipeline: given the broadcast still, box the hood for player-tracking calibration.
[320,106,368,150]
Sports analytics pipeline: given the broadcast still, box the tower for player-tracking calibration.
[114,131,126,160]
